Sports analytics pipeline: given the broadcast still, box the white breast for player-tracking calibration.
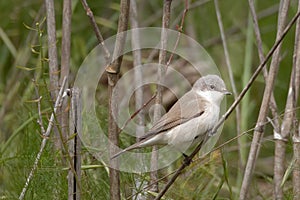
[166,101,220,153]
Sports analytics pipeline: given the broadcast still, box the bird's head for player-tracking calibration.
[193,74,231,104]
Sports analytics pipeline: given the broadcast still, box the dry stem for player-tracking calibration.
[107,1,130,200]
[154,9,300,199]
[241,1,290,199]
[19,77,67,200]
[80,0,110,63]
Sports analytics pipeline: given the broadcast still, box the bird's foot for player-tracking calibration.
[182,153,192,166]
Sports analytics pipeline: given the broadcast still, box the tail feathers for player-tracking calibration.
[111,140,144,160]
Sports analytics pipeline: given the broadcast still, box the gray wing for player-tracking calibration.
[111,91,208,159]
[140,91,208,140]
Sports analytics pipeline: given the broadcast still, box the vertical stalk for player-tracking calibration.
[293,122,300,200]
[150,0,172,196]
[44,0,60,150]
[214,2,241,197]
[61,0,71,167]
[58,0,72,199]
[45,0,59,99]
[291,1,300,198]
[240,1,290,199]
[68,88,82,200]
[106,1,130,200]
[274,0,300,198]
[130,0,146,197]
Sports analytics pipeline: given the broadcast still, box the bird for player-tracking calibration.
[111,74,231,159]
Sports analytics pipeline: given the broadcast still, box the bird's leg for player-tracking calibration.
[182,153,192,166]
[182,153,188,158]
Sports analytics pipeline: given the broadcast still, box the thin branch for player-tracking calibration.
[68,88,82,200]
[130,1,147,198]
[154,9,300,200]
[166,0,189,67]
[106,0,130,74]
[148,108,293,199]
[214,0,238,101]
[248,1,283,198]
[130,0,144,140]
[119,92,156,134]
[19,77,67,200]
[248,0,281,134]
[80,0,110,63]
[241,1,290,199]
[150,0,172,195]
[36,96,46,134]
[107,1,130,200]
[214,0,242,169]
[280,0,300,140]
[293,121,300,199]
[212,0,299,136]
[33,80,46,135]
[291,1,300,198]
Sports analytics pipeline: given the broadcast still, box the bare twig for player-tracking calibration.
[106,1,130,200]
[130,0,144,140]
[19,77,67,200]
[166,0,189,67]
[274,9,300,198]
[106,0,130,74]
[149,0,172,195]
[36,96,46,134]
[119,93,156,135]
[248,0,280,134]
[248,1,283,198]
[68,88,82,200]
[80,0,110,63]
[293,121,300,199]
[141,109,290,199]
[33,80,46,135]
[241,1,290,199]
[291,1,300,198]
[154,9,300,199]
[130,0,147,198]
[214,0,242,169]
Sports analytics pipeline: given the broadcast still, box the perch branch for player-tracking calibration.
[154,9,300,200]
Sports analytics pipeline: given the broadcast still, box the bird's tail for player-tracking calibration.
[110,140,145,160]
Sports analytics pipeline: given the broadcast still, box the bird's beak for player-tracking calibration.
[222,89,232,95]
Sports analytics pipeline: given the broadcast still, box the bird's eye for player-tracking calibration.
[210,85,215,89]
